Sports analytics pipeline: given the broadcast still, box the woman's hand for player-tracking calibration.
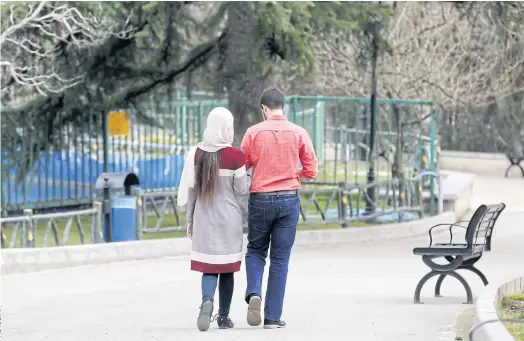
[187,223,193,239]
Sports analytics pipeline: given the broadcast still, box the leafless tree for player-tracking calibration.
[317,2,523,105]
[0,1,132,102]
[314,2,524,153]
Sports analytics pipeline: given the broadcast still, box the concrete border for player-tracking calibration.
[440,151,509,176]
[440,170,476,219]
[441,151,507,160]
[472,276,524,341]
[0,211,455,275]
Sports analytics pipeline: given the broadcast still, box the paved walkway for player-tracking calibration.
[3,176,524,341]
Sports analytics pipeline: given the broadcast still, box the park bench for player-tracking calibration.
[412,203,506,304]
[505,153,524,178]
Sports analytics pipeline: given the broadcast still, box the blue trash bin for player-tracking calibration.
[102,195,137,242]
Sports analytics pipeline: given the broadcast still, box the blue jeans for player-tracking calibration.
[201,273,234,317]
[245,193,300,321]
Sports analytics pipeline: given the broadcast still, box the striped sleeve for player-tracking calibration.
[234,164,247,178]
[217,147,250,195]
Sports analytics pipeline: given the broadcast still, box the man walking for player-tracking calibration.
[241,88,318,329]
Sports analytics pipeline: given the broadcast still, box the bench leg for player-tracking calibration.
[435,255,488,296]
[414,270,440,304]
[505,162,524,178]
[434,266,488,297]
[434,256,456,297]
[435,256,456,297]
[505,165,512,178]
[414,270,473,304]
[464,266,489,286]
[434,274,446,297]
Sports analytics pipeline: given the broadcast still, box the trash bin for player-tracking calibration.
[100,196,137,242]
[95,172,140,242]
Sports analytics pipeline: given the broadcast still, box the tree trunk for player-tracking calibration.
[223,2,264,147]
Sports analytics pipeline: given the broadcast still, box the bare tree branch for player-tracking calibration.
[307,2,524,153]
[316,2,524,107]
[1,1,133,100]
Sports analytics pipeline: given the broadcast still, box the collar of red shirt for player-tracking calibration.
[268,114,287,121]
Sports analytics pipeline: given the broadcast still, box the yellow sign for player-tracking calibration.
[108,110,130,136]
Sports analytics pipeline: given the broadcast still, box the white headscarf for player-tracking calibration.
[177,107,234,207]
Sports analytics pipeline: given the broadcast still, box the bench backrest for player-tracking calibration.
[465,203,506,252]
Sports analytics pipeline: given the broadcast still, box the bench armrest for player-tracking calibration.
[427,221,469,247]
[448,221,469,244]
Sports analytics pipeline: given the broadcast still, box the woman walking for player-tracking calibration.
[178,107,249,332]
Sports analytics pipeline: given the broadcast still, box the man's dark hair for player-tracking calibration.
[260,87,285,110]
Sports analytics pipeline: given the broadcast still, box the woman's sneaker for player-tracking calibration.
[216,315,234,329]
[263,320,286,329]
[197,299,214,332]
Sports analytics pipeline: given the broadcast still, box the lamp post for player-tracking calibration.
[364,16,380,216]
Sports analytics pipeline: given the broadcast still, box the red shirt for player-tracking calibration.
[241,115,318,193]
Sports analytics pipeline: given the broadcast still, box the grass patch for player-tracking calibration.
[142,230,187,239]
[499,292,524,341]
[299,189,387,214]
[315,161,392,184]
[507,292,524,302]
[498,310,524,341]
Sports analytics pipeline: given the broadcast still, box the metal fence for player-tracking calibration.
[0,203,102,248]
[136,170,442,239]
[0,171,443,248]
[1,94,438,216]
[288,96,438,184]
[1,98,226,213]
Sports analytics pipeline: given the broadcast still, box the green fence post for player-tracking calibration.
[102,112,109,173]
[23,209,34,247]
[180,92,188,144]
[93,201,103,243]
[315,101,325,164]
[338,181,348,228]
[429,122,437,171]
[1,177,6,218]
[133,187,143,240]
[291,97,297,123]
[313,100,318,153]
[198,102,204,140]
[429,111,437,214]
